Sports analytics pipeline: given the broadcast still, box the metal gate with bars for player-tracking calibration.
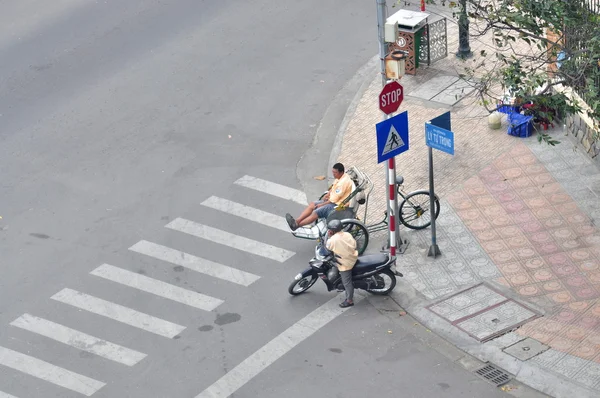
[418,17,448,66]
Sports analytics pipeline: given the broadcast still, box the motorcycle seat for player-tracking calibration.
[352,253,389,273]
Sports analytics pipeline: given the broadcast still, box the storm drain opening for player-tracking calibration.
[474,363,512,387]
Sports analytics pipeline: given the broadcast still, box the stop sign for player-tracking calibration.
[379,81,404,115]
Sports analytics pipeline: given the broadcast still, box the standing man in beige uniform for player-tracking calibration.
[325,219,358,308]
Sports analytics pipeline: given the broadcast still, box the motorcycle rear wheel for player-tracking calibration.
[365,269,396,295]
[288,274,318,295]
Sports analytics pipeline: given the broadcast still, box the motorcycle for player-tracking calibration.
[288,241,402,296]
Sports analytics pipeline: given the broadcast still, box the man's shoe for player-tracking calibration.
[285,213,298,231]
[339,300,354,308]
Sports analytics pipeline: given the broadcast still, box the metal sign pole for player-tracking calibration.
[427,146,441,257]
[376,0,394,256]
[376,0,407,255]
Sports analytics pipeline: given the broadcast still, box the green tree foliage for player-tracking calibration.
[406,0,600,144]
[464,0,600,143]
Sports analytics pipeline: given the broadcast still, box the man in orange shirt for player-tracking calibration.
[286,163,353,231]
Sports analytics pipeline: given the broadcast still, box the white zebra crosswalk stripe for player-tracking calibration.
[0,390,18,398]
[201,196,290,232]
[51,288,185,339]
[166,218,295,263]
[129,240,260,286]
[10,314,147,366]
[90,264,223,311]
[234,175,308,205]
[0,346,105,396]
[194,293,365,398]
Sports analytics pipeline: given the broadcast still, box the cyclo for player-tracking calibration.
[290,166,441,254]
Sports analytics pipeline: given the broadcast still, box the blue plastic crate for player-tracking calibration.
[507,113,533,137]
[496,104,521,115]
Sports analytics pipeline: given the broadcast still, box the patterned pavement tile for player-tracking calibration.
[573,362,600,389]
[531,348,568,368]
[456,300,539,341]
[489,331,525,348]
[335,27,600,377]
[548,353,591,378]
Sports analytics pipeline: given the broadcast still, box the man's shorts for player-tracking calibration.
[314,200,336,219]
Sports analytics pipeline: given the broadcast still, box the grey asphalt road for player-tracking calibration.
[0,1,538,397]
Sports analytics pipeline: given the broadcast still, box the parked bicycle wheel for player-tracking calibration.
[398,190,441,230]
[340,220,369,255]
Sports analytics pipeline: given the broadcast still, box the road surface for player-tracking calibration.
[0,1,540,397]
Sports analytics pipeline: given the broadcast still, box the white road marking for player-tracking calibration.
[234,175,308,205]
[10,314,146,366]
[129,240,260,286]
[0,346,105,396]
[195,293,364,398]
[90,264,223,311]
[50,288,185,338]
[166,218,295,263]
[201,196,290,232]
[0,390,18,398]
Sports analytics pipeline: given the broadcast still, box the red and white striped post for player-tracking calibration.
[377,0,408,257]
[388,158,397,256]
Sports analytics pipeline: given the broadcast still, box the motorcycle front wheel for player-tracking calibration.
[288,274,318,295]
[365,269,396,295]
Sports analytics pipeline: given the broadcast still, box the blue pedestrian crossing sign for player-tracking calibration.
[376,111,409,163]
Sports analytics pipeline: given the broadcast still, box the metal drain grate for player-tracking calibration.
[474,364,512,387]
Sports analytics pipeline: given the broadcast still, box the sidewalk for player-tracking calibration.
[334,3,600,398]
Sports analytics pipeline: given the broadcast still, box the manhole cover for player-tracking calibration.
[502,337,549,361]
[426,283,541,342]
[474,363,512,387]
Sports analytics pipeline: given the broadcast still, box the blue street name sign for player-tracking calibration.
[425,122,454,155]
[376,110,409,164]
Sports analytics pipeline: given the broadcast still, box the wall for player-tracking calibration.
[566,112,600,163]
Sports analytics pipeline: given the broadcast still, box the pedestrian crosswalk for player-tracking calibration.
[51,288,187,338]
[234,175,308,205]
[129,240,260,286]
[0,346,106,396]
[201,196,290,232]
[90,263,224,311]
[0,174,305,396]
[166,217,295,262]
[10,314,147,366]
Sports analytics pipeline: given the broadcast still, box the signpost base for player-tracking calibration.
[397,233,410,254]
[427,244,441,258]
[381,233,410,254]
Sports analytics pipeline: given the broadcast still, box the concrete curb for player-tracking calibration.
[296,55,378,201]
[386,249,599,398]
[306,47,599,398]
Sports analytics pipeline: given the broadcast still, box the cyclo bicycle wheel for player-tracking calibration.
[398,190,441,230]
[340,220,369,255]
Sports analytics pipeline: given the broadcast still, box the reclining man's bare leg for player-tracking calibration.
[286,201,324,231]
[295,202,318,225]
